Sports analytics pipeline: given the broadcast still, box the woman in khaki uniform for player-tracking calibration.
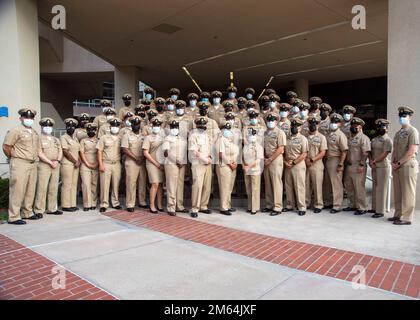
[216,122,239,215]
[60,118,81,212]
[283,119,309,216]
[369,119,393,218]
[122,116,148,212]
[34,118,63,216]
[143,118,165,213]
[75,113,90,142]
[79,123,99,211]
[163,120,188,216]
[243,128,264,215]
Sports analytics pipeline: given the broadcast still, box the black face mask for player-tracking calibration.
[320,111,327,120]
[66,127,75,135]
[137,112,146,118]
[291,126,299,135]
[350,127,359,134]
[87,131,96,138]
[156,105,163,112]
[132,124,141,133]
[199,109,208,116]
[124,101,131,107]
[377,128,386,136]
[197,125,207,131]
[309,123,317,133]
[225,107,233,113]
[238,104,245,110]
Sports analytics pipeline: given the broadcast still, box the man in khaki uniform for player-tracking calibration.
[188,117,213,218]
[320,103,333,208]
[163,120,188,216]
[97,118,123,212]
[389,107,419,225]
[319,103,332,136]
[325,113,348,213]
[34,118,63,216]
[117,93,133,120]
[164,98,176,122]
[369,119,393,218]
[236,97,248,121]
[3,108,41,224]
[93,100,113,129]
[224,86,238,107]
[216,122,239,215]
[244,87,256,101]
[243,128,264,214]
[341,105,356,138]
[60,118,81,212]
[305,115,328,213]
[121,116,148,212]
[119,110,134,137]
[75,113,90,142]
[186,93,199,120]
[169,88,180,101]
[98,108,118,138]
[278,103,291,136]
[286,91,298,106]
[283,119,309,216]
[171,100,192,139]
[262,113,286,216]
[208,91,223,121]
[343,117,371,215]
[79,123,99,211]
[259,95,271,122]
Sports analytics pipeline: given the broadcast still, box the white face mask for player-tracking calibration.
[269,102,276,109]
[246,94,253,100]
[110,126,120,134]
[248,135,257,143]
[267,121,276,129]
[171,95,178,100]
[145,94,153,100]
[170,128,179,136]
[189,100,197,107]
[329,123,338,131]
[213,98,221,105]
[343,113,351,122]
[399,116,409,126]
[42,126,53,135]
[223,129,232,138]
[167,104,175,111]
[300,110,308,118]
[125,120,131,127]
[250,118,258,125]
[280,111,288,118]
[228,92,236,99]
[176,109,184,116]
[106,115,114,121]
[292,106,300,113]
[22,119,34,128]
[152,126,161,134]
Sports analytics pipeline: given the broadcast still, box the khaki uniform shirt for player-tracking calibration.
[341,122,352,138]
[192,116,220,142]
[264,127,287,158]
[319,117,330,136]
[162,135,188,165]
[278,118,291,136]
[326,129,348,157]
[347,132,371,165]
[243,142,264,175]
[121,131,144,164]
[166,115,192,139]
[3,125,40,161]
[285,133,309,161]
[93,114,108,129]
[142,132,164,162]
[188,130,211,165]
[75,128,88,142]
[307,132,328,160]
[40,134,62,161]
[60,133,80,165]
[80,137,98,164]
[393,125,420,162]
[96,134,121,162]
[371,134,393,168]
[218,135,239,167]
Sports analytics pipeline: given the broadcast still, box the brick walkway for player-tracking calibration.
[104,210,420,299]
[0,234,116,300]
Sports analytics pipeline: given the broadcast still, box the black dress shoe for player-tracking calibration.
[282,208,292,212]
[157,207,164,212]
[343,207,357,212]
[354,210,367,215]
[168,212,176,216]
[228,208,236,212]
[149,208,158,214]
[199,209,212,214]
[8,220,26,225]
[190,212,198,218]
[270,211,281,216]
[176,209,189,213]
[246,209,252,213]
[62,208,73,212]
[127,208,135,213]
[388,217,400,222]
[323,205,333,210]
[71,207,79,212]
[99,207,106,213]
[23,215,39,220]
[313,208,322,214]
[368,209,376,214]
[138,204,148,208]
[90,207,96,211]
[298,211,306,216]
[393,220,412,225]
[35,213,43,219]
[220,210,232,216]
[47,211,63,215]
[113,205,123,210]
[250,211,257,215]
[83,208,90,212]
[372,213,384,218]
[330,209,341,214]
[262,208,272,213]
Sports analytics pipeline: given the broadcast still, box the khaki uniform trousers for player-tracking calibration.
[34,162,60,214]
[372,165,390,214]
[125,161,147,208]
[285,161,306,211]
[393,160,418,222]
[325,157,344,210]
[8,158,37,222]
[263,156,284,211]
[306,161,324,209]
[344,165,368,210]
[165,164,186,212]
[61,163,79,208]
[322,158,333,207]
[80,164,98,208]
[100,161,121,208]
[216,165,237,211]
[191,164,212,213]
[245,174,261,213]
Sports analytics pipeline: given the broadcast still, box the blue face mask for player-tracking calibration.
[300,110,308,118]
[269,102,276,109]
[176,109,184,116]
[267,121,276,129]
[400,116,409,126]
[167,104,175,111]
[213,98,221,105]
[145,94,153,100]
[223,129,232,138]
[171,95,178,100]
[201,98,209,102]
[228,92,236,99]
[190,100,197,107]
[343,113,351,122]
[246,94,253,100]
[280,111,288,118]
[23,119,34,128]
[250,118,258,125]
[292,106,300,113]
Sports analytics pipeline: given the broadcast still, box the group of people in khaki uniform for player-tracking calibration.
[2,87,418,226]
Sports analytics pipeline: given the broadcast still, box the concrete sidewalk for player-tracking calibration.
[1,208,417,300]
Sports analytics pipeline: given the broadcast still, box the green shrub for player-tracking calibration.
[0,178,9,209]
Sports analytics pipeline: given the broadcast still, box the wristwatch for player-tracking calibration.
[359,163,365,167]
[397,161,401,166]
[338,163,343,167]
[292,160,296,165]
[310,158,314,163]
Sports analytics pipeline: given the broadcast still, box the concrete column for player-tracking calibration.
[293,79,309,102]
[388,0,420,209]
[114,66,140,111]
[0,0,40,176]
